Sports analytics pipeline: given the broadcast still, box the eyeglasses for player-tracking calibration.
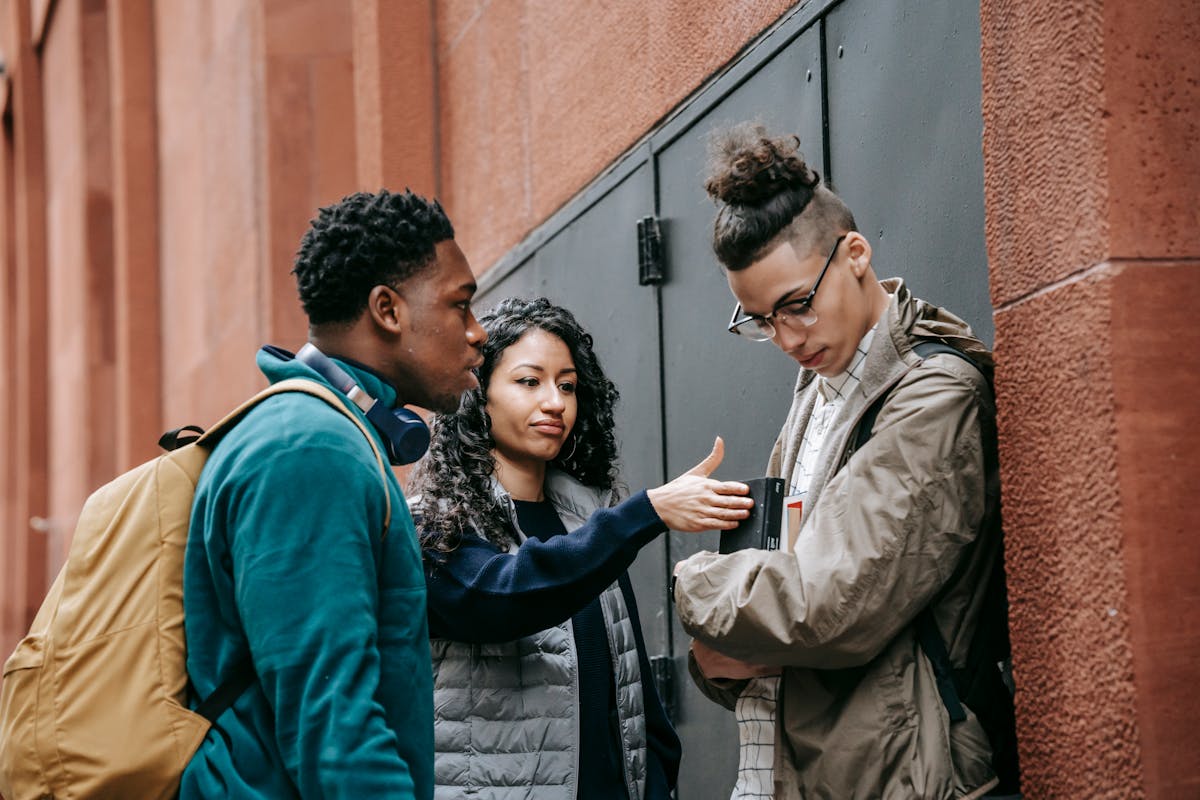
[727,235,846,342]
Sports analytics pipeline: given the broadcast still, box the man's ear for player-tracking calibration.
[367,284,408,334]
[843,232,873,279]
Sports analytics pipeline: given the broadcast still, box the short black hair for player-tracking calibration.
[292,189,455,325]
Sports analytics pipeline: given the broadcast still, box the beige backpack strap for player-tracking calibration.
[197,378,393,532]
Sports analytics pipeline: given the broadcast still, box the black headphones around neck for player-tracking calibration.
[262,343,430,465]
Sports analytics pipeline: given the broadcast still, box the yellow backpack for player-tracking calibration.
[0,379,391,800]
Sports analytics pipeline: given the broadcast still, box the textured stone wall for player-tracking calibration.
[981,1,1200,796]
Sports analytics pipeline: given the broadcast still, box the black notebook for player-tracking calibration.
[718,477,785,554]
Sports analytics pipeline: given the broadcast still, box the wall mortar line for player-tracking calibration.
[996,256,1200,313]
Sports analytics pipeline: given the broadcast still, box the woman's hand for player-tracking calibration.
[646,437,752,531]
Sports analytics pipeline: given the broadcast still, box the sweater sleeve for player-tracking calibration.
[424,491,666,642]
[224,432,416,798]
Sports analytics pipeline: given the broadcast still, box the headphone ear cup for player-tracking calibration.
[391,407,431,464]
[366,404,430,465]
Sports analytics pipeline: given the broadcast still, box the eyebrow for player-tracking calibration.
[510,363,577,374]
[744,286,807,317]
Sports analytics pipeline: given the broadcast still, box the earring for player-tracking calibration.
[562,435,578,462]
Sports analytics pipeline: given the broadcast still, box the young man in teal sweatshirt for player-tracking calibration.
[181,190,486,799]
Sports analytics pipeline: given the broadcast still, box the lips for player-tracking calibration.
[531,420,565,435]
[797,348,826,369]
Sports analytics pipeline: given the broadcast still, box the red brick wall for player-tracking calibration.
[981,0,1200,796]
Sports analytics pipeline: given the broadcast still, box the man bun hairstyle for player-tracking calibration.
[705,122,856,271]
[293,189,455,325]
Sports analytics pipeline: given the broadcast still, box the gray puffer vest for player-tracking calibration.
[430,471,648,799]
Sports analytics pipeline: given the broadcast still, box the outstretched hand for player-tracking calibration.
[646,437,752,532]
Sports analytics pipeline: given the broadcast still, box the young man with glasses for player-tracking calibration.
[672,123,1016,799]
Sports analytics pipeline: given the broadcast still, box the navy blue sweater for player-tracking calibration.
[423,491,680,799]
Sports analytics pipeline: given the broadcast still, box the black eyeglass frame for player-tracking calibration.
[727,235,847,339]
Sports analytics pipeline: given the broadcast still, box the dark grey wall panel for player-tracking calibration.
[465,3,989,797]
[826,0,992,342]
[654,25,824,798]
[474,164,670,652]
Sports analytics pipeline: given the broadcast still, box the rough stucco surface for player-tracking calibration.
[984,2,1200,794]
[1110,262,1200,797]
[993,272,1145,798]
[42,0,117,558]
[436,0,794,272]
[979,1,1110,306]
[352,0,437,195]
[155,1,265,425]
[982,1,1200,306]
[260,0,356,350]
[1102,3,1200,259]
[155,2,357,425]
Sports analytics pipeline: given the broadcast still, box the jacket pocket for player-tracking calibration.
[0,634,51,799]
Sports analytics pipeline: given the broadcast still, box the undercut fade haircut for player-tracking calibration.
[411,297,621,555]
[293,189,455,325]
[705,122,856,270]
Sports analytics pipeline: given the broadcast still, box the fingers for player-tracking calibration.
[705,485,753,509]
[712,480,751,496]
[683,436,724,477]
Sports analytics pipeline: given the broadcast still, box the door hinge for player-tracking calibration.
[637,215,665,285]
[650,654,675,718]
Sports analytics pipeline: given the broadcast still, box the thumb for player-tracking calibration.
[684,436,724,477]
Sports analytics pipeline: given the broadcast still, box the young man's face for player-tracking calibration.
[389,240,487,413]
[727,234,879,378]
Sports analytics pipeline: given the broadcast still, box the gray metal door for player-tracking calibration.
[472,1,989,797]
[654,24,826,796]
[825,0,991,342]
[472,164,673,653]
[658,3,989,796]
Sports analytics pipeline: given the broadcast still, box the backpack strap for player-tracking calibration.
[197,378,393,532]
[194,657,257,724]
[853,340,979,454]
[915,609,968,722]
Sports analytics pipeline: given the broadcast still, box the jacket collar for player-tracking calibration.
[488,469,612,538]
[257,346,402,410]
[778,278,991,517]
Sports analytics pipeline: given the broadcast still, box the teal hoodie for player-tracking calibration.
[181,347,432,799]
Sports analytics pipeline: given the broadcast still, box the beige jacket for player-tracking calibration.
[674,280,1002,800]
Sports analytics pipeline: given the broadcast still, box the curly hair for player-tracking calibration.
[411,297,621,553]
[292,189,455,325]
[705,122,856,270]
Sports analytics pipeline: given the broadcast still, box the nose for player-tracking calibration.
[773,321,807,355]
[541,387,567,413]
[466,309,487,346]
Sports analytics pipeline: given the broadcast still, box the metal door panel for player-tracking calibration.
[826,0,992,342]
[474,163,670,652]
[655,27,824,799]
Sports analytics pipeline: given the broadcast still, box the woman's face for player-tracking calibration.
[486,328,579,472]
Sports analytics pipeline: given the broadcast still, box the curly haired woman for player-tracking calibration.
[411,297,752,799]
